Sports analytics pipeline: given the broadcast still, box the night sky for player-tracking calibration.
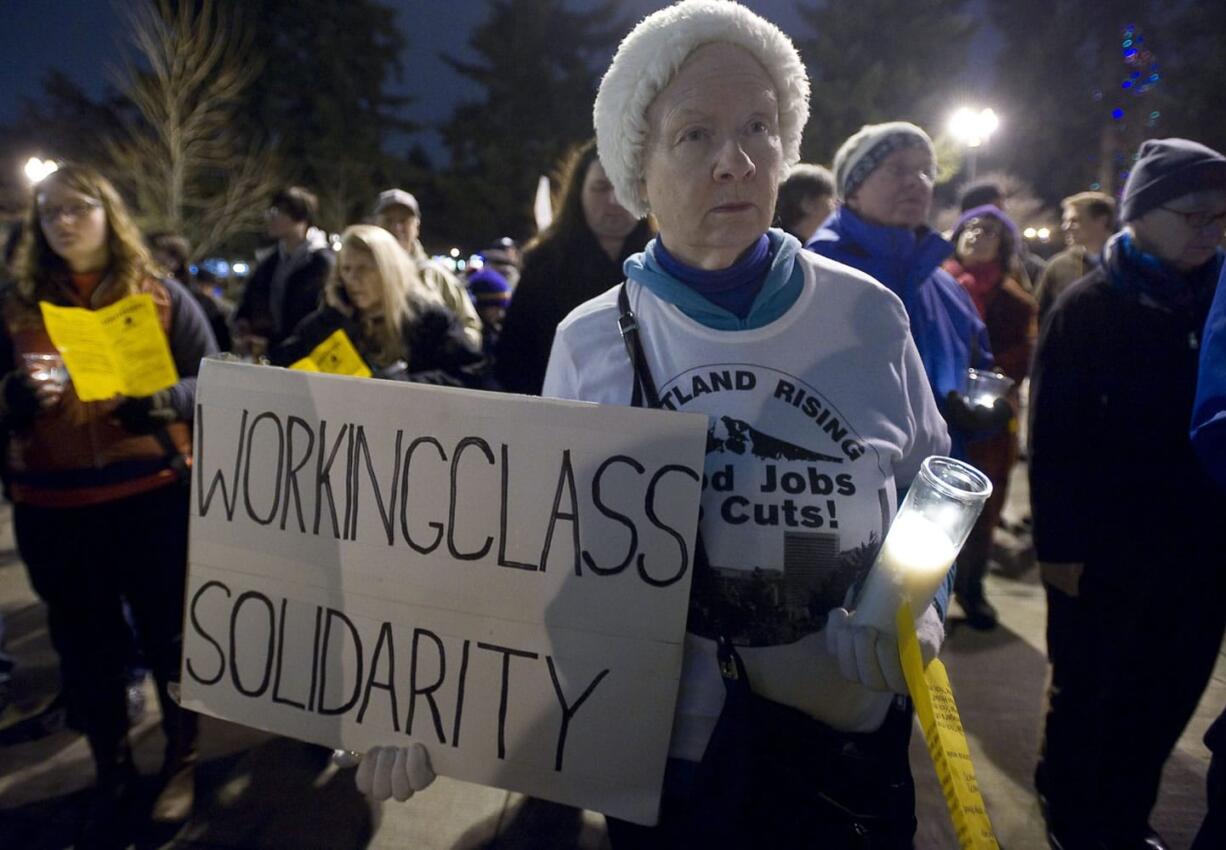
[0,0,995,166]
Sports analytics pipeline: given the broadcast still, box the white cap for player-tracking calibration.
[373,188,421,218]
[593,0,810,218]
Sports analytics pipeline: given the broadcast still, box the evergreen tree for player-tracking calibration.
[984,0,1226,200]
[238,0,412,231]
[437,0,627,243]
[795,0,977,164]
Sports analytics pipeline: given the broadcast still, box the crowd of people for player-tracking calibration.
[1,1,1224,848]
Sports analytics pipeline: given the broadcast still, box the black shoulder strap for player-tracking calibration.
[616,283,742,673]
[617,283,662,409]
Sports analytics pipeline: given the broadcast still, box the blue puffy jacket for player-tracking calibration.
[809,207,992,459]
[1192,262,1226,488]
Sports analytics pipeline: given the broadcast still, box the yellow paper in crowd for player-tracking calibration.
[39,295,179,402]
[289,329,372,377]
[897,601,1000,850]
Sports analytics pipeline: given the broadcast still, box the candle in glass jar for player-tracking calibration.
[853,513,957,630]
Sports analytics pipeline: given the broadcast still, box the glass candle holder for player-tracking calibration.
[963,368,1015,409]
[21,352,68,388]
[852,456,993,632]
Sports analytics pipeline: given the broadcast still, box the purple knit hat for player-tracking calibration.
[953,204,1021,249]
[467,267,511,308]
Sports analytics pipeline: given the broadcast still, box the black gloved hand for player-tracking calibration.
[983,397,1014,431]
[0,370,41,427]
[944,391,1013,435]
[112,390,177,434]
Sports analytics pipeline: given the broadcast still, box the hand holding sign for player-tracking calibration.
[354,744,436,802]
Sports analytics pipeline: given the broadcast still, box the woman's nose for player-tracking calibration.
[714,139,755,181]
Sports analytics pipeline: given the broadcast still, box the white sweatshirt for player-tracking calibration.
[543,249,949,759]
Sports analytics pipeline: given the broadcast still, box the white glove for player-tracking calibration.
[334,744,436,802]
[825,604,945,695]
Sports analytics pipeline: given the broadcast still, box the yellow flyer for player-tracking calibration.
[897,602,1000,849]
[289,329,372,377]
[39,294,179,402]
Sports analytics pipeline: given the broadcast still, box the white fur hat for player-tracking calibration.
[593,0,811,218]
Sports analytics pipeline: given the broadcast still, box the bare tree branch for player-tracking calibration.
[106,0,280,257]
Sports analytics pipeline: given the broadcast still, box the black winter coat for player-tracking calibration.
[235,246,333,348]
[494,220,652,395]
[1029,259,1226,594]
[270,297,484,387]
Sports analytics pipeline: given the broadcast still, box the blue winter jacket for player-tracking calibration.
[1192,262,1226,488]
[808,207,993,459]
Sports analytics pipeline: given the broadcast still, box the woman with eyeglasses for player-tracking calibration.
[270,224,483,385]
[942,206,1037,628]
[1,164,216,848]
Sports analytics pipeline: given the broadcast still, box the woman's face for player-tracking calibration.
[848,146,935,230]
[37,182,109,271]
[338,245,382,313]
[581,160,638,244]
[641,42,783,269]
[956,216,1004,265]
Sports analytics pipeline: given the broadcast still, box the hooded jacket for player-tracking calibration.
[808,207,993,458]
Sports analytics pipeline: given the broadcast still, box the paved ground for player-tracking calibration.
[2,462,1223,849]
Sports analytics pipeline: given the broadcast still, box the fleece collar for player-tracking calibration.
[624,228,806,330]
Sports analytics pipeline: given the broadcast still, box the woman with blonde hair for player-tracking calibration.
[0,163,216,847]
[272,224,483,383]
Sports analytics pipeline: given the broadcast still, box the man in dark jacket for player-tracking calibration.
[1030,138,1226,850]
[234,186,333,351]
[1035,192,1116,322]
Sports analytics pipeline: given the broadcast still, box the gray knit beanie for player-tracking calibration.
[833,122,935,201]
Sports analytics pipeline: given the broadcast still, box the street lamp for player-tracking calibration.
[24,157,59,185]
[947,107,999,182]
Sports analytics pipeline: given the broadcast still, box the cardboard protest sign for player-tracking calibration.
[181,360,707,824]
[40,294,179,400]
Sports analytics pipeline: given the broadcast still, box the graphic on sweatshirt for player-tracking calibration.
[657,365,889,645]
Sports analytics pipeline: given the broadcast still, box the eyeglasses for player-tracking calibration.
[37,199,101,223]
[1159,207,1226,229]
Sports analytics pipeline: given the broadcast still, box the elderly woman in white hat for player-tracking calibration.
[543,1,949,845]
[343,2,951,843]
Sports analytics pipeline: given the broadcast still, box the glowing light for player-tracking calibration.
[24,157,59,185]
[1150,111,1160,119]
[947,106,1000,149]
[449,248,460,258]
[1112,108,1124,120]
[1023,227,1038,239]
[1122,81,1133,89]
[1037,227,1052,241]
[231,262,250,276]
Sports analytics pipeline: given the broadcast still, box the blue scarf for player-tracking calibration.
[624,229,805,331]
[654,234,771,319]
[1106,231,1224,317]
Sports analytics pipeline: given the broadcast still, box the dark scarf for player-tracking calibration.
[1106,231,1223,319]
